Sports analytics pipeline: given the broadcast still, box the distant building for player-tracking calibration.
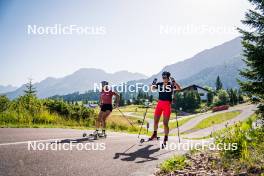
[84,104,98,108]
[181,84,210,101]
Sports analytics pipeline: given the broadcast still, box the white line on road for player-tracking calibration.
[0,135,132,146]
[0,137,82,146]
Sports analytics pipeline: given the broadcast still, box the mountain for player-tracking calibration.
[5,37,244,99]
[5,69,147,99]
[179,56,245,88]
[129,37,243,89]
[0,85,17,94]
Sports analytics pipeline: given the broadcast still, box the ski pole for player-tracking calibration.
[117,108,135,128]
[171,76,181,143]
[138,106,149,138]
[175,108,181,143]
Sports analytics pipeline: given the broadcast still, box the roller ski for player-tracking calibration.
[82,130,107,140]
[161,136,168,149]
[139,131,160,143]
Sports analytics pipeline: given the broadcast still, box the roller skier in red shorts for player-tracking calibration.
[150,71,181,147]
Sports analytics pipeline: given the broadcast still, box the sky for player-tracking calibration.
[0,0,252,87]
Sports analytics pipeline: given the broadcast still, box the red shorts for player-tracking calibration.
[154,100,171,118]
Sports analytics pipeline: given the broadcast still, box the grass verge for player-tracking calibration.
[182,111,241,134]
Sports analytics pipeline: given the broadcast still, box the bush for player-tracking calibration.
[0,95,9,113]
[214,89,229,106]
[160,155,186,172]
[0,95,97,128]
[215,117,264,163]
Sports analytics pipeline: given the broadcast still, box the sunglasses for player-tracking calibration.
[162,76,168,79]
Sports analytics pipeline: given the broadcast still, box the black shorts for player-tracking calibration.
[101,104,113,112]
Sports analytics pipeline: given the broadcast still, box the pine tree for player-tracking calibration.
[215,76,223,91]
[119,93,125,106]
[238,0,264,119]
[24,79,37,97]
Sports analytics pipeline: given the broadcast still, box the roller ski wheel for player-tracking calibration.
[82,133,87,138]
[140,139,145,143]
[98,133,107,138]
[161,142,166,149]
[140,137,160,143]
[93,134,98,140]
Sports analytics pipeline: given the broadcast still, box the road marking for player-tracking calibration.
[0,135,130,146]
[0,137,82,146]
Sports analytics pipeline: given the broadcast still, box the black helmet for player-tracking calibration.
[162,71,171,78]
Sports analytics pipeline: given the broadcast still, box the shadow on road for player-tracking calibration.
[113,145,160,163]
[51,137,94,144]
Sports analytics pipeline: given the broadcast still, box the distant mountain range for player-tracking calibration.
[129,37,243,89]
[179,56,245,88]
[0,85,17,94]
[5,69,147,99]
[5,36,245,99]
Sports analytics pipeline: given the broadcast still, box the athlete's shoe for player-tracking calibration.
[162,136,168,149]
[149,132,158,140]
[102,129,106,134]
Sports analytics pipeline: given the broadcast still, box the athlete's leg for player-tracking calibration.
[102,110,111,129]
[96,110,104,129]
[150,102,162,140]
[162,103,171,145]
[154,101,162,131]
[154,115,161,131]
[163,117,170,136]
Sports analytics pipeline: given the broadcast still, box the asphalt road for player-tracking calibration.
[0,128,196,176]
[0,104,255,176]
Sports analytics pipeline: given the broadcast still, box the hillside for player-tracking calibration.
[129,37,243,88]
[0,85,17,94]
[5,69,147,99]
[179,56,245,88]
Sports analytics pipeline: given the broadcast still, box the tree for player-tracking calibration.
[0,95,9,113]
[173,92,184,110]
[215,75,223,91]
[214,89,229,106]
[204,86,214,106]
[183,91,201,112]
[24,79,37,97]
[119,93,125,106]
[207,91,214,106]
[227,88,238,106]
[149,95,153,103]
[238,89,244,103]
[238,0,264,120]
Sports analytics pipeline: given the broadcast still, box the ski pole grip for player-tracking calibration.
[152,78,157,85]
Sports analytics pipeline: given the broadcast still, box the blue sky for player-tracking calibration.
[0,0,252,86]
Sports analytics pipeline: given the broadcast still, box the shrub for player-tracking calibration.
[160,155,186,172]
[0,95,9,113]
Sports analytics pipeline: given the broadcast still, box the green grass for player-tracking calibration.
[0,112,145,134]
[186,111,241,132]
[159,155,187,172]
[159,116,195,129]
[184,113,257,140]
[114,105,155,113]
